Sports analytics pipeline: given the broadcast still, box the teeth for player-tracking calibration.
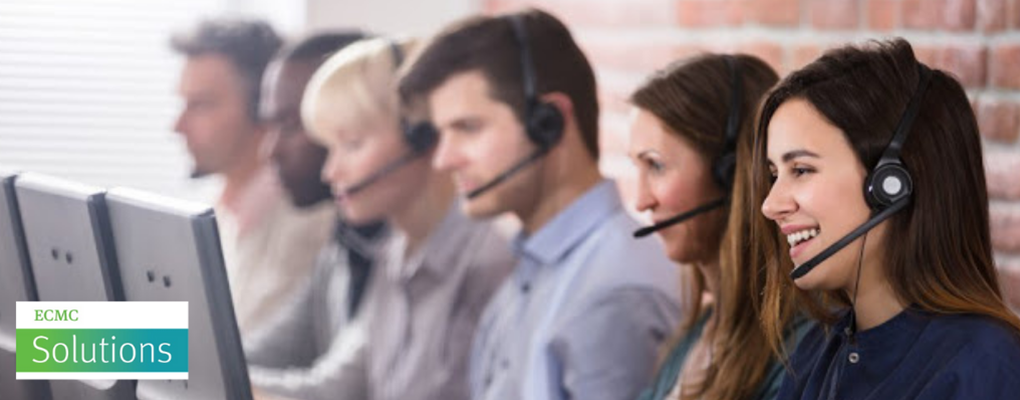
[786,228,819,247]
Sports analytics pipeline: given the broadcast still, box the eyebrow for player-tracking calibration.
[440,115,483,131]
[781,149,820,163]
[633,150,661,159]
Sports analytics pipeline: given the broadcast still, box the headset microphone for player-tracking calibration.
[460,16,564,201]
[632,198,727,238]
[789,198,908,280]
[789,63,932,281]
[339,40,438,198]
[340,121,437,197]
[633,56,743,239]
[466,148,547,199]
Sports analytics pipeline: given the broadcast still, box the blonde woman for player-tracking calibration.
[252,37,514,400]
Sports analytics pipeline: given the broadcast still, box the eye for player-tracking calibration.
[790,164,816,178]
[647,159,665,173]
[188,100,211,112]
[339,138,365,152]
[453,119,483,135]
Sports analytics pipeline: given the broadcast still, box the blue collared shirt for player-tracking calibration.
[470,180,683,400]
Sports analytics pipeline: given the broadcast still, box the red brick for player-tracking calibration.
[985,151,1020,200]
[902,0,977,30]
[913,44,988,88]
[484,0,526,14]
[1011,0,1020,28]
[749,0,802,26]
[581,39,694,73]
[598,91,631,116]
[598,71,648,114]
[867,0,901,30]
[737,41,785,72]
[599,112,631,156]
[912,46,939,66]
[940,45,988,88]
[792,43,825,70]
[677,0,747,27]
[990,43,1020,90]
[483,0,503,13]
[977,0,1009,31]
[1001,265,1020,312]
[494,0,677,28]
[991,204,1020,253]
[811,0,861,29]
[977,98,1020,143]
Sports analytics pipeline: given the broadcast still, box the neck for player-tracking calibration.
[519,152,602,234]
[218,146,264,212]
[695,257,721,301]
[846,252,905,332]
[390,174,456,258]
[694,257,721,339]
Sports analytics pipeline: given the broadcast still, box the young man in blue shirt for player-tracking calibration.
[399,8,683,400]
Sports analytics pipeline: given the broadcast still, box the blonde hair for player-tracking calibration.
[302,37,416,143]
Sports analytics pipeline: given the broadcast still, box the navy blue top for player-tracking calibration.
[778,307,1020,400]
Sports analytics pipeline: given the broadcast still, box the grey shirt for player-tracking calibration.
[471,180,684,400]
[245,222,389,397]
[251,203,514,400]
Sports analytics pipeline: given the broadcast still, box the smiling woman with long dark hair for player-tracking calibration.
[752,38,1020,400]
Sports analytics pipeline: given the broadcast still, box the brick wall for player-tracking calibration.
[484,0,1020,308]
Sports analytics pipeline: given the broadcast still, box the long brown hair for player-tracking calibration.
[631,54,795,400]
[752,39,1020,359]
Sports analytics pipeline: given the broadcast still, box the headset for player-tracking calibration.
[633,55,744,238]
[464,14,566,200]
[338,39,439,196]
[789,62,932,280]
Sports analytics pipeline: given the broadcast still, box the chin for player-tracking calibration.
[663,242,694,264]
[790,260,844,292]
[462,197,500,219]
[341,205,375,225]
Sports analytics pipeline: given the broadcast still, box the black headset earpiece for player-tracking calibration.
[508,15,565,151]
[334,40,436,197]
[863,63,931,210]
[633,55,744,238]
[402,120,438,153]
[711,55,743,192]
[789,62,933,280]
[388,39,438,154]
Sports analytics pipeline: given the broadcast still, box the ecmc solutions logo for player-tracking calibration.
[15,302,188,380]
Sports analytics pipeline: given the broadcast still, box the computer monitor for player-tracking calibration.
[105,187,252,400]
[0,170,51,400]
[15,173,135,400]
[0,170,36,344]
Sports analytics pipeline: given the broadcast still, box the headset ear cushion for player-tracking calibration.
[527,101,565,149]
[404,121,439,153]
[712,152,736,191]
[865,164,913,209]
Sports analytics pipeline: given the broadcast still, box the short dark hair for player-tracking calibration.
[399,8,600,160]
[278,31,370,65]
[171,18,282,120]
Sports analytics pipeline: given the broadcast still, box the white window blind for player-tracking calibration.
[0,0,230,203]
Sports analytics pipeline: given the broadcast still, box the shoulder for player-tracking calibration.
[450,217,515,296]
[934,314,1020,370]
[915,315,1020,398]
[459,217,515,271]
[572,210,680,293]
